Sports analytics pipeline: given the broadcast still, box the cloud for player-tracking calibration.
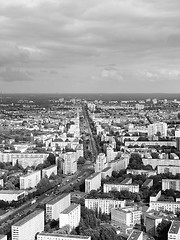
[0,68,33,82]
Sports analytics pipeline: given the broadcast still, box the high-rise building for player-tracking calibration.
[12,210,44,240]
[85,172,101,193]
[59,204,81,230]
[63,152,77,175]
[46,193,71,221]
[95,153,107,172]
[20,170,41,189]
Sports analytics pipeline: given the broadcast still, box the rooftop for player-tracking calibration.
[20,170,41,178]
[0,190,25,195]
[86,172,101,180]
[47,193,70,205]
[128,230,142,240]
[61,204,79,214]
[38,233,90,239]
[121,178,132,184]
[0,235,7,239]
[169,221,180,234]
[13,209,44,227]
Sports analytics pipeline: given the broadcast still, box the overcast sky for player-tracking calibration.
[0,0,180,93]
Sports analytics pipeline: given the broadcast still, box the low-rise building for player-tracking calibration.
[20,170,41,189]
[85,172,101,193]
[0,190,25,202]
[111,206,141,227]
[59,204,80,230]
[42,165,57,178]
[85,198,126,214]
[12,210,44,240]
[168,220,180,240]
[37,233,91,240]
[103,183,139,193]
[46,193,71,221]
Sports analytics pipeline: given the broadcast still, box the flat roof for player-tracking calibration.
[169,221,180,234]
[47,193,70,205]
[128,230,142,240]
[38,233,90,239]
[0,190,25,195]
[86,172,101,180]
[13,209,44,227]
[61,204,79,214]
[21,170,40,178]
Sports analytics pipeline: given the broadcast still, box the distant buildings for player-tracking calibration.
[85,198,126,214]
[46,193,71,221]
[85,172,101,193]
[20,170,41,189]
[59,204,81,230]
[12,210,44,240]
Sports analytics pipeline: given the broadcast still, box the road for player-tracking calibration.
[81,103,98,162]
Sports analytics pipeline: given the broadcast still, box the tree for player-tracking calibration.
[128,153,144,169]
[77,157,85,165]
[156,220,171,240]
[47,153,56,165]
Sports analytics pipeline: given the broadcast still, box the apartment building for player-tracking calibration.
[12,210,44,240]
[162,179,180,191]
[46,193,71,221]
[145,214,162,236]
[85,198,126,214]
[20,170,41,189]
[62,152,77,175]
[111,206,141,227]
[37,233,91,240]
[148,122,167,138]
[168,221,180,240]
[103,183,139,193]
[85,172,101,193]
[59,204,81,230]
[95,153,107,172]
[42,165,57,178]
[0,190,25,202]
[149,201,180,213]
[142,158,180,169]
[126,169,157,177]
[157,166,180,175]
[127,230,143,240]
[108,156,129,171]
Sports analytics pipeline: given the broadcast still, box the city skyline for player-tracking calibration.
[0,0,180,93]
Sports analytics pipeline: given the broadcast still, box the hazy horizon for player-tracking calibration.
[0,0,180,93]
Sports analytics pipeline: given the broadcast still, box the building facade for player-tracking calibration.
[95,153,107,172]
[85,198,126,214]
[20,170,41,189]
[103,183,139,193]
[85,172,101,193]
[162,179,180,191]
[12,210,44,240]
[46,193,71,221]
[37,233,91,240]
[59,204,81,230]
[42,165,57,178]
